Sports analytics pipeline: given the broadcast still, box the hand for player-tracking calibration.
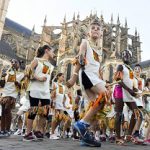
[66,106,70,109]
[135,93,141,98]
[39,76,47,82]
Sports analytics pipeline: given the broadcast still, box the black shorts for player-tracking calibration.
[29,94,50,107]
[82,71,93,90]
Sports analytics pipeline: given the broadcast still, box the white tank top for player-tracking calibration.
[122,64,134,102]
[83,39,101,75]
[28,58,54,99]
[53,82,65,110]
[133,77,144,106]
[2,68,24,98]
[144,87,150,112]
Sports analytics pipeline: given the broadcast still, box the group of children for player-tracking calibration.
[0,19,150,147]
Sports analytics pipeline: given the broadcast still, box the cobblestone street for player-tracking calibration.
[0,135,149,150]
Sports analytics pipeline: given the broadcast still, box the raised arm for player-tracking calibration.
[66,40,87,88]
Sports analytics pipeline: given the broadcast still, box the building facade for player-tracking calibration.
[0,12,149,81]
[0,0,10,40]
[40,13,144,82]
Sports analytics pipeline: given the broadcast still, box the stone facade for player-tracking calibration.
[0,12,149,82]
[0,0,10,40]
[40,13,143,82]
[0,18,41,69]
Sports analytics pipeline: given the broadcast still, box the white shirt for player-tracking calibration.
[64,94,73,118]
[28,58,54,99]
[133,77,144,107]
[122,64,134,102]
[53,82,65,110]
[79,39,105,92]
[2,69,24,98]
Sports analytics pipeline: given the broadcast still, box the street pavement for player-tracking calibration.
[0,135,149,150]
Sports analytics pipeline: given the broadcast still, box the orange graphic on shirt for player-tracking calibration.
[129,71,134,79]
[93,50,99,62]
[58,85,63,94]
[138,80,142,91]
[42,64,49,74]
[7,74,16,82]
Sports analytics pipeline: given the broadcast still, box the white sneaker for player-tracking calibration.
[14,129,22,136]
[95,131,100,141]
[50,134,60,140]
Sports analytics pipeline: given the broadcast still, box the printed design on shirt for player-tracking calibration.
[138,79,142,91]
[58,84,63,94]
[42,62,50,74]
[125,64,134,79]
[93,49,99,62]
[129,70,134,79]
[7,71,16,82]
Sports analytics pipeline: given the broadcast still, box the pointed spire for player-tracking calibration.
[73,12,75,20]
[100,13,104,23]
[125,18,128,28]
[63,14,66,23]
[44,15,47,26]
[95,11,97,17]
[31,25,35,36]
[135,27,137,36]
[117,14,120,25]
[138,33,140,41]
[90,10,92,17]
[111,14,113,24]
[77,12,80,19]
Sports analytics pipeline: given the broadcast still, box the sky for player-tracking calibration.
[6,0,150,61]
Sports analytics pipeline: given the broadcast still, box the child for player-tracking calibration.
[67,18,107,147]
[23,45,54,141]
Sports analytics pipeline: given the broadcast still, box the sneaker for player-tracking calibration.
[34,131,44,140]
[45,132,50,138]
[95,133,100,141]
[72,135,80,140]
[94,131,100,141]
[144,139,150,145]
[100,134,106,142]
[14,129,22,136]
[61,134,68,139]
[23,132,37,141]
[0,131,10,138]
[109,135,115,143]
[74,121,101,147]
[132,136,144,145]
[74,121,90,139]
[50,134,60,140]
[124,135,132,142]
[80,136,101,147]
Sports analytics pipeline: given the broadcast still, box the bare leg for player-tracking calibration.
[62,117,71,136]
[18,116,23,130]
[26,119,33,134]
[51,119,59,134]
[37,115,47,134]
[81,83,106,123]
[132,109,142,135]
